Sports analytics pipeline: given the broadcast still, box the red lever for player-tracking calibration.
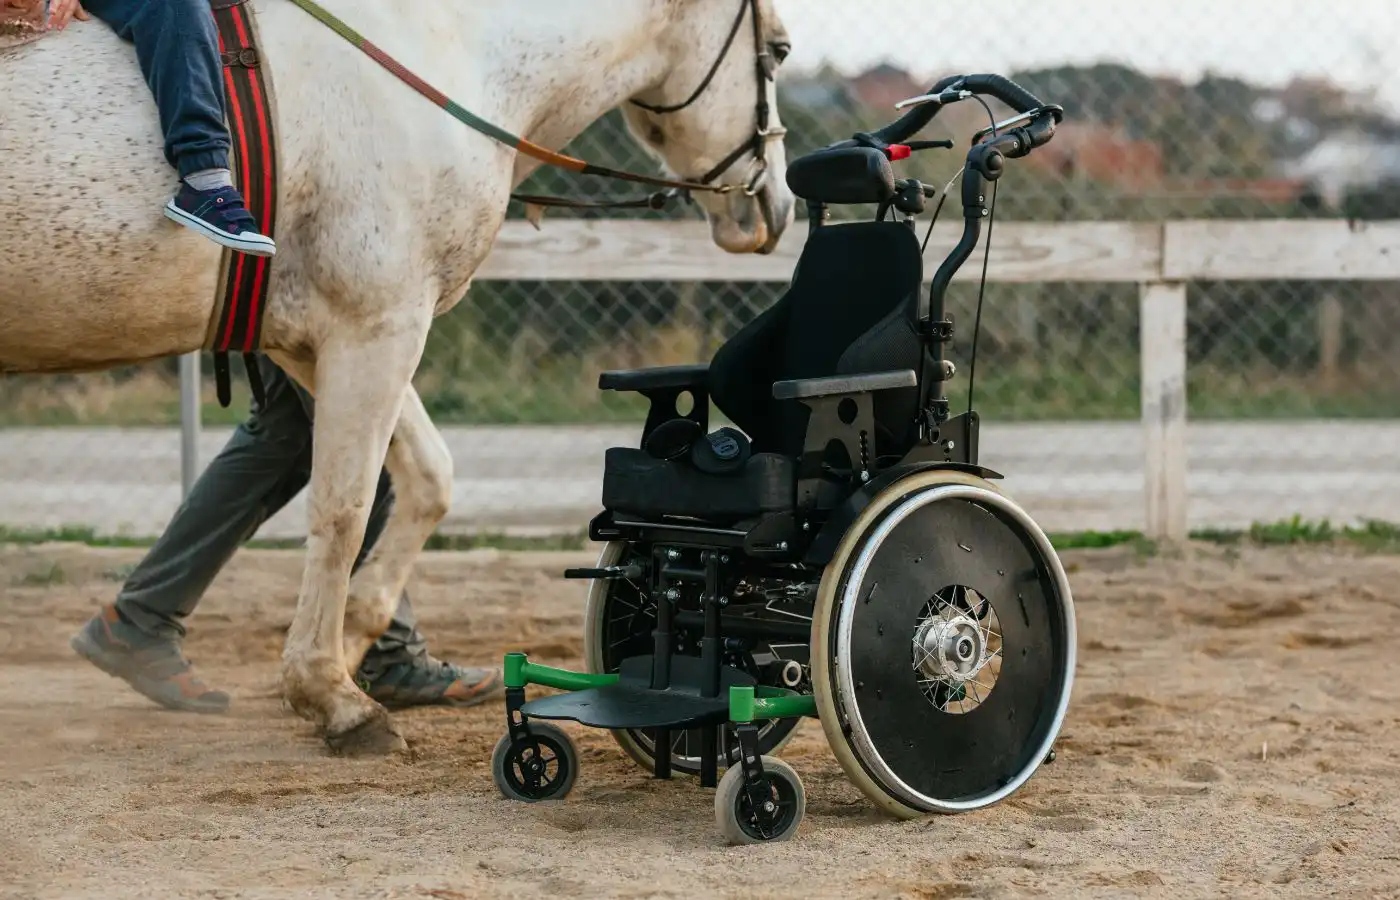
[887,144,912,161]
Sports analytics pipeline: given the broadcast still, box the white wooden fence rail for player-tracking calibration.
[180,219,1400,541]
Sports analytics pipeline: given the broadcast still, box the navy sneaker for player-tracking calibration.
[163,183,276,257]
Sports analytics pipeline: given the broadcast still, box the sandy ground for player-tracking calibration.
[0,542,1398,899]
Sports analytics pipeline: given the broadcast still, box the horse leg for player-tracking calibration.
[274,317,429,756]
[340,385,453,676]
[259,353,452,680]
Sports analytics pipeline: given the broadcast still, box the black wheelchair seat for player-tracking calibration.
[597,217,928,526]
[602,447,795,523]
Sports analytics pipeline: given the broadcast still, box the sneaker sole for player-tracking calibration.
[164,202,277,257]
[70,630,229,715]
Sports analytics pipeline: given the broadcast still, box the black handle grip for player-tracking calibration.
[957,74,1045,114]
[869,73,964,145]
[869,73,1051,145]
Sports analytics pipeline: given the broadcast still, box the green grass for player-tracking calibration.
[4,356,1398,427]
[4,519,1396,556]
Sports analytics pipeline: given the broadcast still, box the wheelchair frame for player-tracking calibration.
[491,74,1073,845]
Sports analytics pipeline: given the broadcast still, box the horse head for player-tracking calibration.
[621,0,795,255]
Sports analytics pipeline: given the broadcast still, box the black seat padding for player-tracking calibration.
[601,448,794,523]
[710,219,926,460]
[598,219,925,523]
[785,146,897,206]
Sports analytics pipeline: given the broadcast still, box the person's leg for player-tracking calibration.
[71,358,313,712]
[81,0,275,256]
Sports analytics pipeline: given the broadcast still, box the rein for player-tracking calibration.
[284,0,772,213]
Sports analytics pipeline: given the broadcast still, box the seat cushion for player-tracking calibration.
[601,447,794,522]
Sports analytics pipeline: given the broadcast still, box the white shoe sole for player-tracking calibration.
[164,201,277,258]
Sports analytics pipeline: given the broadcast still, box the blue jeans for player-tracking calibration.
[84,0,230,176]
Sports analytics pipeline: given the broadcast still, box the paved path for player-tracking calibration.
[1,422,1396,539]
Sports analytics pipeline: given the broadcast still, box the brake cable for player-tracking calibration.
[965,96,1001,420]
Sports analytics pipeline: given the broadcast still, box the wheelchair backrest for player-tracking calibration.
[709,219,925,459]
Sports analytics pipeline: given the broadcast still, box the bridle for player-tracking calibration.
[286,0,784,213]
[631,0,786,202]
[510,0,787,213]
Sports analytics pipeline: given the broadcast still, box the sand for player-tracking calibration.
[1,541,1397,899]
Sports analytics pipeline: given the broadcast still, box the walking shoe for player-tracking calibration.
[356,654,504,710]
[163,182,276,257]
[70,604,230,714]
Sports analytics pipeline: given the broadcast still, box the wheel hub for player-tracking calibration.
[913,613,985,683]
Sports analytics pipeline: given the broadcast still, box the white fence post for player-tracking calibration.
[178,351,201,497]
[1139,281,1188,541]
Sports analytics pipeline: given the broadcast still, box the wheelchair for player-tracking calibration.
[492,74,1077,845]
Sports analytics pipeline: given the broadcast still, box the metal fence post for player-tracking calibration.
[178,351,201,497]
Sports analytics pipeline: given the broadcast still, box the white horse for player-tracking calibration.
[0,0,795,754]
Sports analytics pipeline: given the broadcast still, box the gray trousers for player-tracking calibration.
[114,355,425,671]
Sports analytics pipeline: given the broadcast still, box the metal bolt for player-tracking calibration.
[720,554,729,564]
[777,541,788,551]
[719,595,729,607]
[666,549,680,560]
[944,440,955,451]
[763,800,776,813]
[665,587,680,601]
[801,521,810,531]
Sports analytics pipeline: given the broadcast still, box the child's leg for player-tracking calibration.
[83,0,276,256]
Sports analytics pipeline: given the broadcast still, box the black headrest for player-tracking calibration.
[785,146,896,205]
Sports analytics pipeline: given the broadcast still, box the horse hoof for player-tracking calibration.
[323,709,406,757]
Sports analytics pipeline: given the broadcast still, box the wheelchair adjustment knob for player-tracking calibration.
[691,426,752,475]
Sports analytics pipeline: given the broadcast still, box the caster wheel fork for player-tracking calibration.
[714,723,806,844]
[493,685,579,803]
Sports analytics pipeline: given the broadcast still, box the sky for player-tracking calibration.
[774,0,1400,115]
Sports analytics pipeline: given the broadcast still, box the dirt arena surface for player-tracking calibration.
[1,541,1397,899]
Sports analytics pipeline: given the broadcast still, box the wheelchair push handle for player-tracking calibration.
[874,73,1058,145]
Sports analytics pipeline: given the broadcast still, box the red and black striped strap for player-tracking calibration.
[209,0,277,408]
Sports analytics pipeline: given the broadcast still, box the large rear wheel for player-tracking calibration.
[810,471,1076,818]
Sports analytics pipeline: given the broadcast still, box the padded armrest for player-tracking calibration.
[772,369,917,401]
[599,363,710,392]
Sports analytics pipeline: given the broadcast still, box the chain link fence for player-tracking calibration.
[4,0,1398,539]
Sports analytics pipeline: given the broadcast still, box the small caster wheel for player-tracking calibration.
[714,755,805,845]
[492,722,579,803]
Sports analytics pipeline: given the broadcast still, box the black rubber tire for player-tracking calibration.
[811,471,1076,819]
[491,722,579,803]
[714,756,806,845]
